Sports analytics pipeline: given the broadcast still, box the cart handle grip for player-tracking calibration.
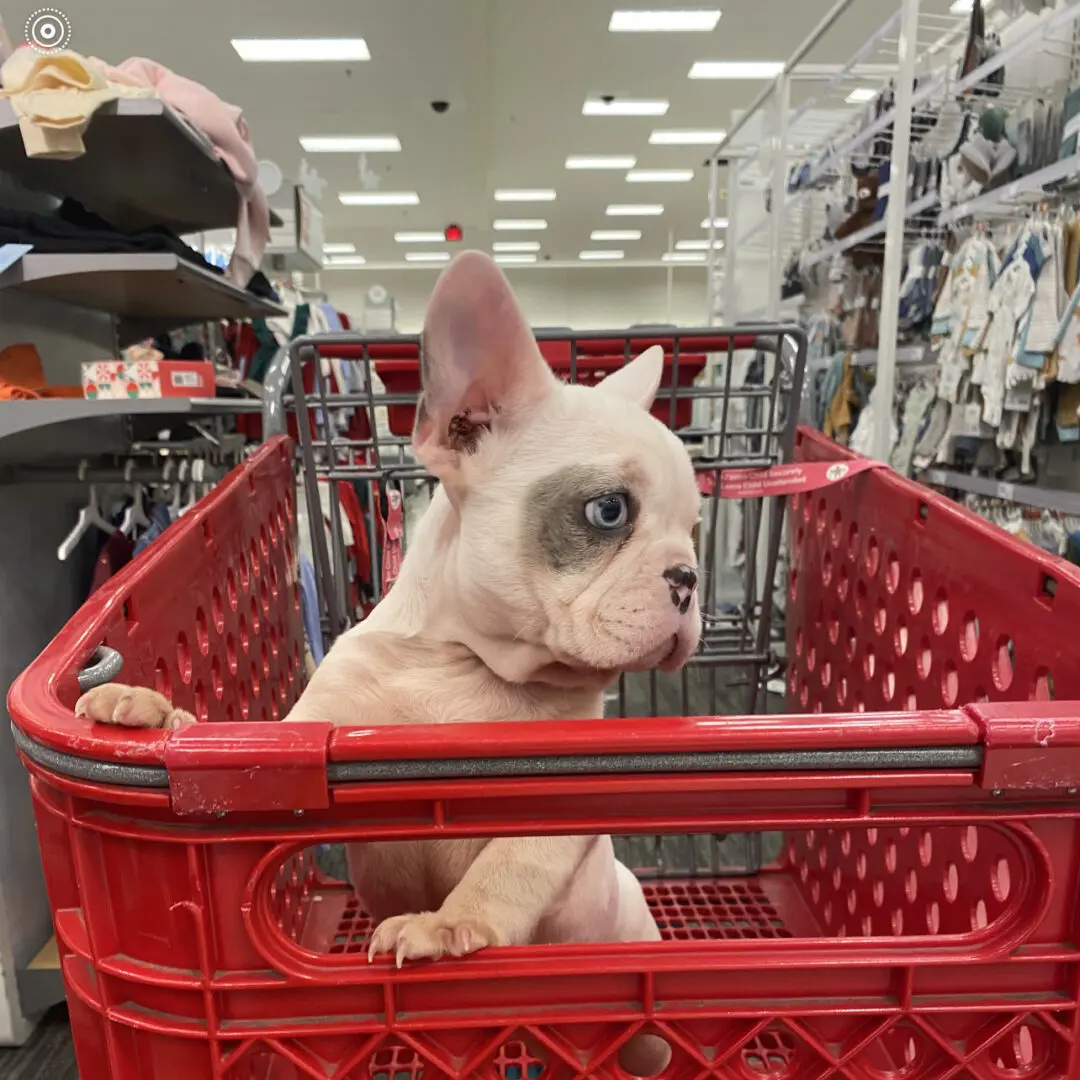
[76,647,124,693]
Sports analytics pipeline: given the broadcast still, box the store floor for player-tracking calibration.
[0,1007,77,1080]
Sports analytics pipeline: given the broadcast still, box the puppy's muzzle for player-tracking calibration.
[663,564,698,614]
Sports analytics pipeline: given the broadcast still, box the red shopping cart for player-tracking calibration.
[8,325,1080,1080]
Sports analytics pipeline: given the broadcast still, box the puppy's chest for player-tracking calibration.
[379,646,603,724]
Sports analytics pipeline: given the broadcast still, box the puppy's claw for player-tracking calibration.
[368,911,495,966]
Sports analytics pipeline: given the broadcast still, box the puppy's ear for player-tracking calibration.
[593,344,664,410]
[414,251,557,485]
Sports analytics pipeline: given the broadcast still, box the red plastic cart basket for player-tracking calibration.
[9,393,1080,1076]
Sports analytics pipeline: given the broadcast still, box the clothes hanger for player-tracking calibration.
[57,461,117,561]
[118,459,151,537]
[178,459,204,517]
[168,459,189,519]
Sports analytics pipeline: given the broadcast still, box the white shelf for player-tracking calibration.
[0,98,241,235]
[937,153,1080,227]
[782,2,1080,217]
[0,253,283,345]
[803,191,937,268]
[0,398,262,443]
[922,468,1080,516]
[852,344,932,367]
[737,296,806,322]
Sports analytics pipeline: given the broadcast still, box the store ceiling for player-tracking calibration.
[6,0,956,270]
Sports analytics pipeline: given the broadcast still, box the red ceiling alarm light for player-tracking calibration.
[444,224,463,242]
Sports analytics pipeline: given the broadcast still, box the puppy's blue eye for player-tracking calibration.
[585,493,629,530]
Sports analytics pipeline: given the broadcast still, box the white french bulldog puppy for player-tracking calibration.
[78,251,702,1076]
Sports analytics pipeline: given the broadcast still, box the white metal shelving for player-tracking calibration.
[709,0,1080,465]
[0,69,283,1045]
[922,469,1080,516]
[937,152,1080,227]
[0,98,238,235]
[0,253,283,345]
[0,397,262,443]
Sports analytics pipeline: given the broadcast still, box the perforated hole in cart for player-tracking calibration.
[741,1026,804,1078]
[979,1018,1058,1080]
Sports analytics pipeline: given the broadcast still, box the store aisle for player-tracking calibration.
[0,1007,77,1080]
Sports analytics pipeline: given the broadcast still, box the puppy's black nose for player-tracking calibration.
[663,564,698,613]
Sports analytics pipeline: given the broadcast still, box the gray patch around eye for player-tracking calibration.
[525,465,634,572]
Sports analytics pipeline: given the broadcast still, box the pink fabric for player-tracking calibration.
[103,56,269,287]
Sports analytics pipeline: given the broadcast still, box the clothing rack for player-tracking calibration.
[0,459,232,487]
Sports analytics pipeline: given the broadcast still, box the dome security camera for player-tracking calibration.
[431,100,450,114]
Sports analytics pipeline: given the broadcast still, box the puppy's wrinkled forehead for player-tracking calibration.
[525,464,636,572]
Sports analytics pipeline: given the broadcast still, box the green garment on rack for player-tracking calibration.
[247,319,280,385]
[248,304,311,384]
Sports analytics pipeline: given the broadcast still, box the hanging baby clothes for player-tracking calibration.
[891,379,939,477]
[850,381,899,459]
[979,227,1045,428]
[930,232,997,348]
[1013,219,1062,368]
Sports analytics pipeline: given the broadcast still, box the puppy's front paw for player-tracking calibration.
[368,911,496,967]
[75,683,195,730]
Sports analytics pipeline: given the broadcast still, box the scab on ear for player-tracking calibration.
[447,412,486,454]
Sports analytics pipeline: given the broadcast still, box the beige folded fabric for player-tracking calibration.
[0,47,154,159]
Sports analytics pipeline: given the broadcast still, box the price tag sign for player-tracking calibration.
[697,457,889,498]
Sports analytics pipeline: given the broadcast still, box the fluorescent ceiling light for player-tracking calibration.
[494,189,557,201]
[395,231,444,243]
[649,129,726,145]
[494,254,538,265]
[607,204,664,216]
[662,251,706,263]
[591,229,641,241]
[676,238,724,250]
[583,97,669,117]
[566,154,637,169]
[950,0,973,11]
[610,9,721,32]
[339,191,419,206]
[324,255,367,267]
[493,218,548,230]
[322,242,356,254]
[701,216,729,229]
[627,169,695,183]
[300,135,400,153]
[579,250,625,261]
[689,60,784,80]
[232,38,369,62]
[405,252,451,263]
[845,88,877,104]
[493,241,541,252]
